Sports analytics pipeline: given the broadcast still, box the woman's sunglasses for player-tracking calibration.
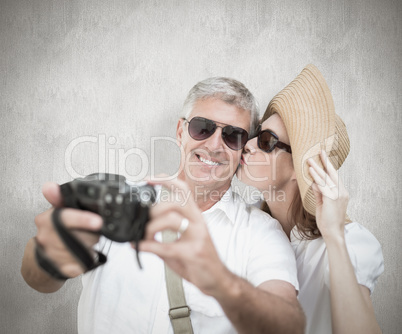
[252,125,292,154]
[183,116,249,151]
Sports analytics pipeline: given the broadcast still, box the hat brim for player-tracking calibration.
[263,64,350,215]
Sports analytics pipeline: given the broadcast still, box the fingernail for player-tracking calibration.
[90,216,102,228]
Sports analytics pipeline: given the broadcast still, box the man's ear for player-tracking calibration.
[176,118,185,146]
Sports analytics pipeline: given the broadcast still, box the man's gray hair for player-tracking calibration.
[182,77,260,135]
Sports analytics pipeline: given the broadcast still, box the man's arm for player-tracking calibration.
[140,178,305,334]
[213,273,305,333]
[21,183,102,293]
[141,230,304,333]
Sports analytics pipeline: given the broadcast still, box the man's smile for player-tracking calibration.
[197,154,221,166]
[194,152,228,168]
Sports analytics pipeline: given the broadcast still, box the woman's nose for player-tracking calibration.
[243,137,257,154]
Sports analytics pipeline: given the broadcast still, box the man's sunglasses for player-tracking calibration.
[252,125,292,154]
[183,116,249,151]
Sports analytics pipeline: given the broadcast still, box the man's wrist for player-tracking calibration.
[210,267,244,302]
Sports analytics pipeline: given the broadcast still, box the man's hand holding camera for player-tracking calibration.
[140,177,229,297]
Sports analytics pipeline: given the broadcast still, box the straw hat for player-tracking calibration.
[262,64,350,216]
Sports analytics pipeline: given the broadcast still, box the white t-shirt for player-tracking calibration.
[77,187,298,333]
[291,222,384,334]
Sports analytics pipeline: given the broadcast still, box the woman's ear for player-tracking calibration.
[290,165,297,182]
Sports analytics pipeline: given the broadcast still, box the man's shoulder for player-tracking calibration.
[230,192,283,229]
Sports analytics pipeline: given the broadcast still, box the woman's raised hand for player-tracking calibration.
[307,150,349,239]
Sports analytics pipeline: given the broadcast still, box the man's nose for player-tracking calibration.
[205,127,225,151]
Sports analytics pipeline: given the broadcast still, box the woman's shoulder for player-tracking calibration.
[291,222,381,248]
[293,222,384,293]
[339,222,384,293]
[292,222,384,273]
[344,222,382,252]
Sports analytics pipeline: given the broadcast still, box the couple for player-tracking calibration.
[21,65,383,334]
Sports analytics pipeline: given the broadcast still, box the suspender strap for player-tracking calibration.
[162,230,194,334]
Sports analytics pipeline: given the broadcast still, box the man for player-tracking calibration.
[21,77,305,333]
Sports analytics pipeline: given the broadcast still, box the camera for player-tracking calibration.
[60,173,157,243]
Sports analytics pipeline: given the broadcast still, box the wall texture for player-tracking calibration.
[1,0,401,333]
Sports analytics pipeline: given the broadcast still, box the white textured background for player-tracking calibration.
[1,0,401,333]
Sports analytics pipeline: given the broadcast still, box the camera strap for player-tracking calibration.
[34,208,107,280]
[162,230,194,334]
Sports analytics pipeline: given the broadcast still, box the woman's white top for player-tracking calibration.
[290,222,384,334]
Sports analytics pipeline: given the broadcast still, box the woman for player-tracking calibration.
[237,64,384,334]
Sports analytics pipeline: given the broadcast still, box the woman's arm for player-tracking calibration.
[308,150,382,334]
[325,235,381,334]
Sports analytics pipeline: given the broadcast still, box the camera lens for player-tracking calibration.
[87,187,96,197]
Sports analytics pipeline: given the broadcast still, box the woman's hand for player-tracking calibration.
[307,150,349,240]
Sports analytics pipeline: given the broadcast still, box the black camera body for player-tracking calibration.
[60,173,157,243]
